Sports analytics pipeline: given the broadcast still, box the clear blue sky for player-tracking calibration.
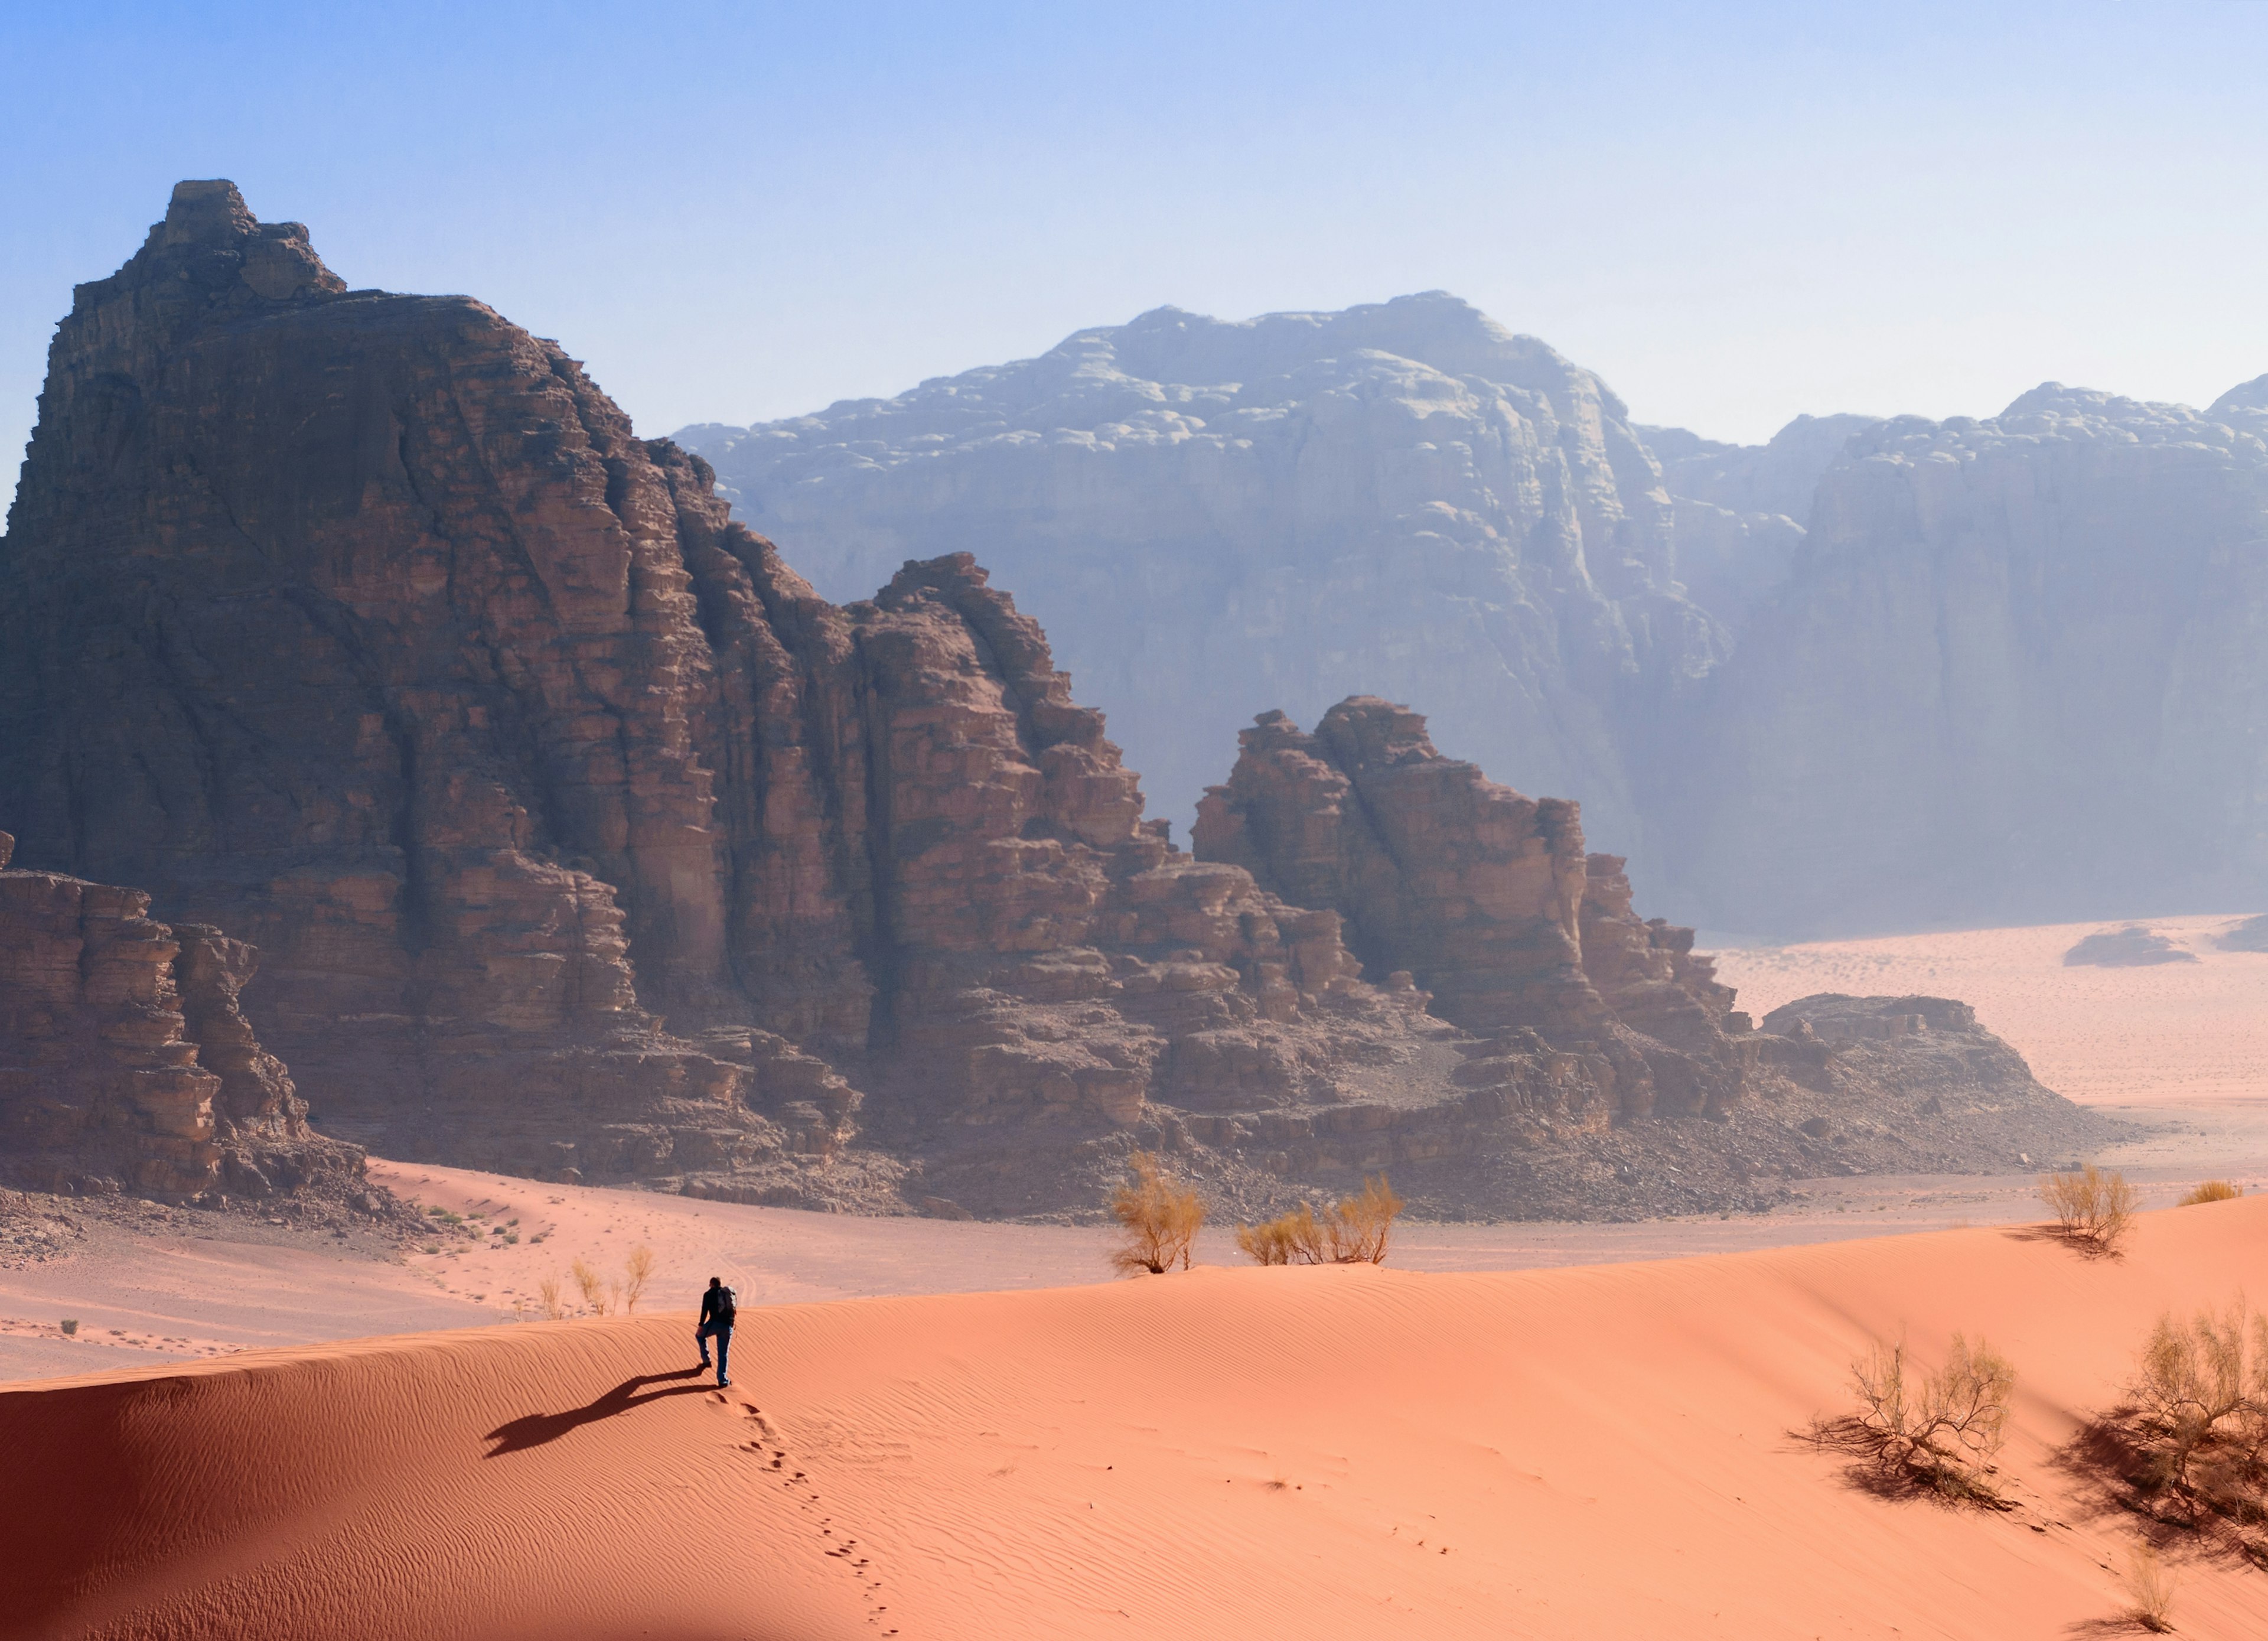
[6,1,2267,514]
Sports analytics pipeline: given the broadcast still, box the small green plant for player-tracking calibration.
[1109,1152,1206,1275]
[2178,1180,2243,1206]
[421,1242,442,1255]
[59,1318,78,1337]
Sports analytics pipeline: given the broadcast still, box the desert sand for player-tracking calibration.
[1710,913,2268,1107]
[8,1197,2267,1638]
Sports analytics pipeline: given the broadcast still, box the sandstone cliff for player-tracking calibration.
[0,829,364,1200]
[0,183,1439,1212]
[1660,385,2268,934]
[0,185,2117,1218]
[678,294,1724,858]
[1188,701,2114,1216]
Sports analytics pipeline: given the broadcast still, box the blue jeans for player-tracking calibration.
[696,1322,732,1385]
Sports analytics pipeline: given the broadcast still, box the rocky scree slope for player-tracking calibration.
[0,185,2108,1219]
[679,293,1723,862]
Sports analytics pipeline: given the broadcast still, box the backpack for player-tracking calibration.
[713,1285,737,1326]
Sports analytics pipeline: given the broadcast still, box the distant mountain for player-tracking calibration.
[679,293,1723,864]
[1661,383,2268,934]
[683,304,2268,938]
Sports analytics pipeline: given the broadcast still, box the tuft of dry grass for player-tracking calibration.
[624,1245,656,1313]
[538,1276,563,1321]
[2122,1542,2179,1632]
[1235,1175,1406,1267]
[2178,1180,2243,1206]
[1838,1331,2016,1501]
[2040,1164,2139,1252]
[1109,1152,1205,1275]
[571,1258,607,1315]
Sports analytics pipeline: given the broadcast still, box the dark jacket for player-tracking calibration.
[699,1285,736,1328]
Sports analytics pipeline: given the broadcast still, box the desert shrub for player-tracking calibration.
[624,1245,656,1312]
[1236,1205,1317,1266]
[1330,1176,1405,1263]
[59,1318,77,1337]
[1843,1331,2016,1500]
[2123,1542,2178,1632]
[571,1257,608,1314]
[1109,1151,1205,1275]
[1235,1175,1406,1266]
[2179,1180,2243,1206]
[538,1276,564,1321]
[2124,1299,2268,1519]
[2040,1164,2139,1252]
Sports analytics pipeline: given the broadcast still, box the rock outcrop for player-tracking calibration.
[0,185,2120,1218]
[2062,927,2198,968]
[678,294,1725,858]
[1657,385,2268,934]
[0,829,364,1199]
[1195,698,1751,1125]
[1189,705,2116,1215]
[0,183,1436,1212]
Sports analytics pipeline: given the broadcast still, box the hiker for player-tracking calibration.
[695,1275,735,1388]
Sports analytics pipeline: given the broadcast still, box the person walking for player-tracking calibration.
[695,1275,736,1388]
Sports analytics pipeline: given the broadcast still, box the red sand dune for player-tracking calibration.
[6,1200,2267,1639]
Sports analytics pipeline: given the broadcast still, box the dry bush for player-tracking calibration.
[1235,1176,1406,1267]
[624,1245,656,1312]
[1110,1152,1205,1275]
[571,1257,607,1314]
[2125,1299,2268,1519]
[2179,1180,2243,1206]
[1236,1204,1333,1266]
[2040,1164,2139,1252]
[537,1276,563,1321]
[2122,1542,2178,1633]
[1842,1331,2016,1500]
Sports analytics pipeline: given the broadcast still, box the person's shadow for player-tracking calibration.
[484,1368,713,1457]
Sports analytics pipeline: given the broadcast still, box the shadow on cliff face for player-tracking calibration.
[483,1368,711,1457]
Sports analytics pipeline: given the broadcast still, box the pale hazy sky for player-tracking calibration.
[5,1,2266,516]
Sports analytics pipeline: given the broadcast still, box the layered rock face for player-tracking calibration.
[1661,386,2268,933]
[1188,703,2113,1213]
[1194,698,1751,1126]
[0,829,362,1199]
[0,185,2119,1217]
[0,183,1438,1208]
[0,183,895,1199]
[679,294,1725,857]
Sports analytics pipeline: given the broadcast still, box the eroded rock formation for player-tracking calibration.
[0,183,1442,1210]
[1194,698,1753,1128]
[0,185,2119,1218]
[0,829,364,1199]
